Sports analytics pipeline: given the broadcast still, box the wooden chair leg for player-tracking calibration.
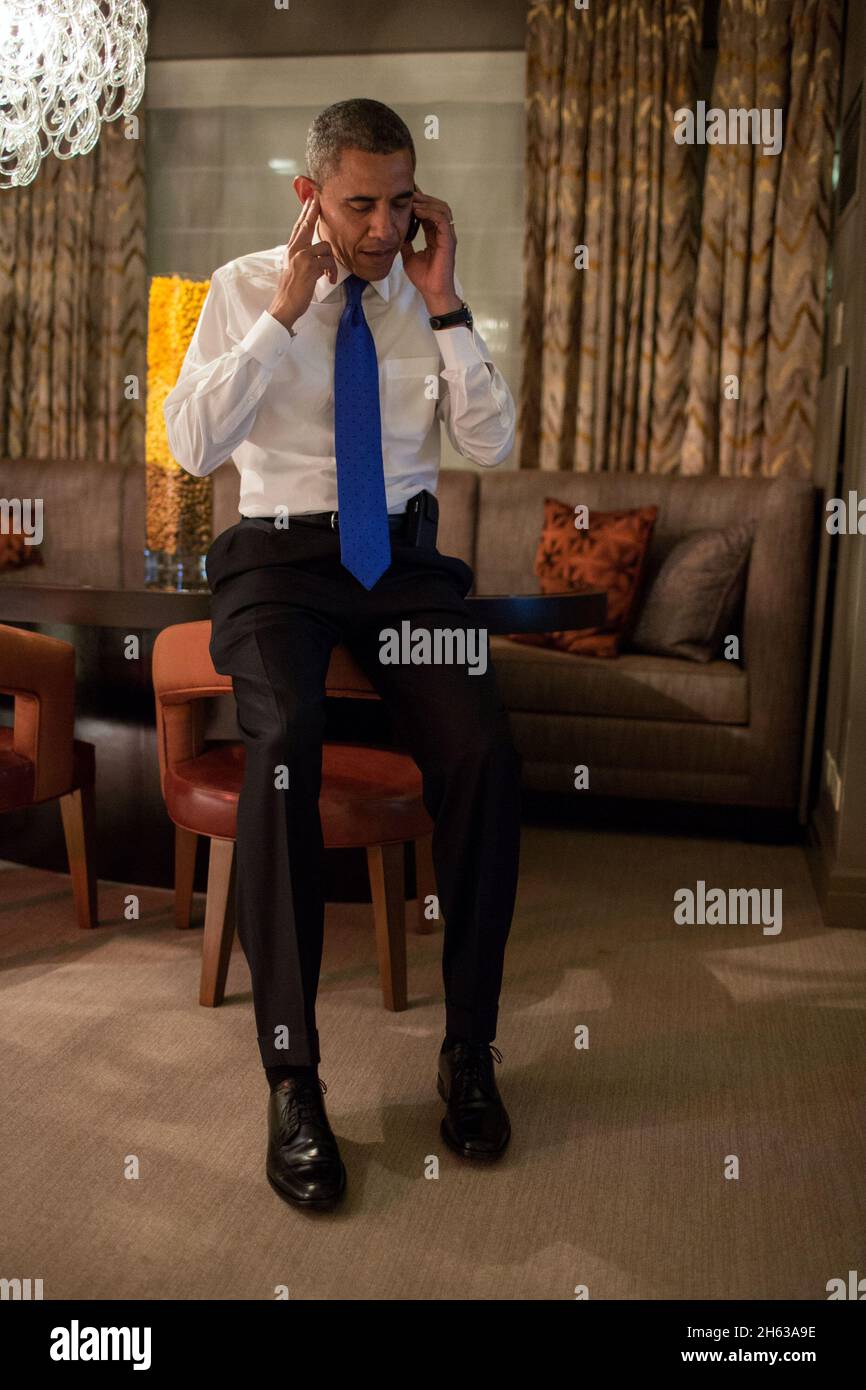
[174,825,198,929]
[199,837,236,1007]
[366,841,408,1011]
[414,832,438,935]
[58,780,98,929]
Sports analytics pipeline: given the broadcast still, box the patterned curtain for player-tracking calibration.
[681,0,841,477]
[0,119,146,465]
[520,0,702,475]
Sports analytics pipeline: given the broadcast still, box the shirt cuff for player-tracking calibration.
[433,323,490,373]
[240,311,295,369]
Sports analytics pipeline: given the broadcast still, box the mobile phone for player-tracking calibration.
[406,489,439,547]
[406,210,421,243]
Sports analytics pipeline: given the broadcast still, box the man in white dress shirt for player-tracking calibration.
[164,98,522,1212]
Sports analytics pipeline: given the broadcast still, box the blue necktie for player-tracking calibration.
[333,273,391,590]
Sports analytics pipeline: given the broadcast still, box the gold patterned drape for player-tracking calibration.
[0,118,146,465]
[520,0,702,475]
[681,0,841,477]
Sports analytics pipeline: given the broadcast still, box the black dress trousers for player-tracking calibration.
[204,516,522,1068]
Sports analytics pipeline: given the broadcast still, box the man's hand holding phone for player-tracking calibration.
[400,185,463,318]
[267,191,337,333]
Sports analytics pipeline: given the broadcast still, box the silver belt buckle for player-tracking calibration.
[330,510,338,530]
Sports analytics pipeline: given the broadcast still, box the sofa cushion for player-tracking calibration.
[472,471,805,597]
[630,521,754,662]
[0,458,142,586]
[508,498,658,657]
[433,466,479,572]
[489,637,748,725]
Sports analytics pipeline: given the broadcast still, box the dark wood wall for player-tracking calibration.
[145,0,529,59]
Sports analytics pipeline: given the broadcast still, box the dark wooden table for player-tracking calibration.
[0,581,606,891]
[0,582,606,635]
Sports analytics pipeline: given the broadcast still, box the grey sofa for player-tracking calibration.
[0,457,817,809]
[405,468,815,811]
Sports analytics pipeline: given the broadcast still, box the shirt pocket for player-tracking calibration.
[381,356,441,444]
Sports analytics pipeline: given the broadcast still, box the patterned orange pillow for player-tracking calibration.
[508,498,658,658]
[0,529,44,574]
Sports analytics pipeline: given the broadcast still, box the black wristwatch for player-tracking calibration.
[429,300,473,331]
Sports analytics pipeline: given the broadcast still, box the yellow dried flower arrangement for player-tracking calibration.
[145,275,213,569]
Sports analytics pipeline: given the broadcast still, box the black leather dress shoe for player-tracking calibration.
[437,1041,511,1160]
[266,1075,346,1210]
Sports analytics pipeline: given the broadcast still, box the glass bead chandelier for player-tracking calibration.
[0,0,147,189]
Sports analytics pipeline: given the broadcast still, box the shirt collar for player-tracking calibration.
[311,218,395,303]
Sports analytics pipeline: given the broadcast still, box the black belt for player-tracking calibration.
[250,510,408,533]
[243,489,440,547]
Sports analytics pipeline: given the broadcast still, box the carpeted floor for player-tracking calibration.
[1,825,864,1301]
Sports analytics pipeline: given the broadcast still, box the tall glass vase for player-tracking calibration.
[144,461,211,590]
[145,274,212,591]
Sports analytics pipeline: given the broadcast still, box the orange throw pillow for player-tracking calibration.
[0,529,44,574]
[508,499,658,658]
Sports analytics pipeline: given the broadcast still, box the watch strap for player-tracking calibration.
[429,301,472,331]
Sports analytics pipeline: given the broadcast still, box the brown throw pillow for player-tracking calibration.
[629,522,754,662]
[508,498,658,658]
[0,529,44,574]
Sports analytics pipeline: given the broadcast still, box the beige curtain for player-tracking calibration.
[0,118,146,465]
[682,0,841,477]
[520,0,702,475]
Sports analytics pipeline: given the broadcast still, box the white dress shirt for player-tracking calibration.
[163,223,515,518]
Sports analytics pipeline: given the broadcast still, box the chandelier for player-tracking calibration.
[0,1,147,189]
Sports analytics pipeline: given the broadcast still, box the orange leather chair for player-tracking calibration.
[152,620,438,1012]
[0,623,97,928]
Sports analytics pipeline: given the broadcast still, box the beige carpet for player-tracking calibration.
[1,826,864,1301]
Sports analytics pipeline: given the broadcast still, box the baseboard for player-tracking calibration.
[521,790,804,844]
[806,811,866,930]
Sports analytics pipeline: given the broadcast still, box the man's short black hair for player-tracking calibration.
[305,99,416,185]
